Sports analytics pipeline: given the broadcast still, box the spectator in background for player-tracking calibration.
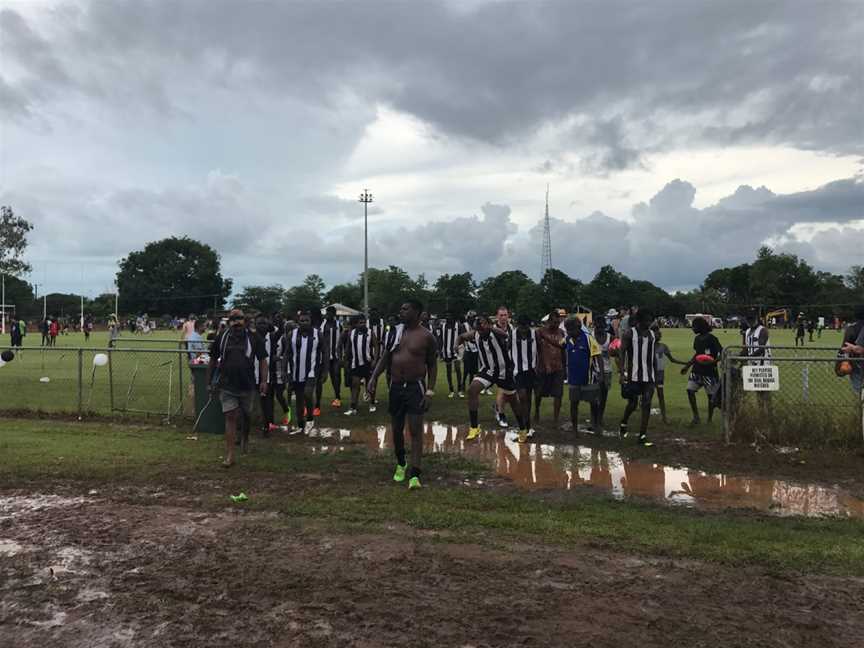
[49,318,59,346]
[182,314,196,340]
[40,318,49,346]
[186,319,206,360]
[10,316,21,348]
[841,306,864,395]
[108,318,120,348]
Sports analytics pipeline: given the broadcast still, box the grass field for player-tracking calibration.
[2,327,863,646]
[2,417,864,646]
[1,326,853,432]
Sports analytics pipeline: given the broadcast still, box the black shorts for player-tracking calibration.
[351,364,372,380]
[621,381,655,405]
[291,380,315,396]
[538,370,565,398]
[515,369,536,391]
[463,350,479,375]
[473,372,516,394]
[388,381,427,418]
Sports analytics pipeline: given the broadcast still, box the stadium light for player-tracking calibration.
[359,189,373,319]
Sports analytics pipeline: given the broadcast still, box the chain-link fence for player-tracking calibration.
[722,346,864,447]
[0,346,207,421]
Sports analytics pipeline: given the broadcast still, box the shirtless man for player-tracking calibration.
[368,299,438,490]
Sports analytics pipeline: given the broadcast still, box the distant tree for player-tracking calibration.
[540,268,582,313]
[0,205,33,275]
[476,270,535,314]
[233,285,285,315]
[366,266,426,314]
[582,265,635,313]
[116,237,232,314]
[749,246,819,309]
[514,281,545,321]
[847,266,864,294]
[325,282,362,310]
[429,272,477,316]
[1,274,35,318]
[88,293,117,319]
[285,274,327,315]
[704,263,752,305]
[42,293,85,320]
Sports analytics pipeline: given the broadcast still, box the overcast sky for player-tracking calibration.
[1,0,862,298]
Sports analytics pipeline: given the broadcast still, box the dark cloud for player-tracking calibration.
[2,1,861,156]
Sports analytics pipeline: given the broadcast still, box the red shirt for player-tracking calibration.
[49,322,59,336]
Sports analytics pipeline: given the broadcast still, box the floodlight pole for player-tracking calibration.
[1,273,5,335]
[359,189,373,320]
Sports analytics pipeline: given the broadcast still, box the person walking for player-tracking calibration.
[344,314,378,416]
[512,313,538,437]
[285,311,323,433]
[316,306,343,413]
[535,310,565,427]
[681,317,723,425]
[563,318,603,434]
[207,309,268,468]
[455,314,528,442]
[367,300,438,489]
[438,311,467,398]
[618,309,658,446]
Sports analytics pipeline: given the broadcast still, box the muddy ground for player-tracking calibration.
[2,486,863,648]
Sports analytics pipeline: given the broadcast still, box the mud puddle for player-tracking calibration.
[305,422,864,518]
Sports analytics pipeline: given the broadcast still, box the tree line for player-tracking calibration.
[2,213,862,321]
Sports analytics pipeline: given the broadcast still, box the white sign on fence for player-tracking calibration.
[742,365,780,391]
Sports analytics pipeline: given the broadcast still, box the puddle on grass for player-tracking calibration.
[307,423,864,519]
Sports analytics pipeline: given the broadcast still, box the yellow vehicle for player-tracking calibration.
[765,308,790,327]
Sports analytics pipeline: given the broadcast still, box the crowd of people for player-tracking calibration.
[199,301,844,488]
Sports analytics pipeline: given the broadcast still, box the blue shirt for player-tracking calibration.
[565,332,591,385]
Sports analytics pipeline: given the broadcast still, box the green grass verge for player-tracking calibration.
[2,417,862,576]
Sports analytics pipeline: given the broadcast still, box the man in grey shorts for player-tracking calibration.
[207,309,268,467]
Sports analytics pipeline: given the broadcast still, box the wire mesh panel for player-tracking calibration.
[0,346,201,421]
[0,347,83,414]
[723,346,864,447]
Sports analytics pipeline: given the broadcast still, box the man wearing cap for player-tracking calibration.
[207,309,268,467]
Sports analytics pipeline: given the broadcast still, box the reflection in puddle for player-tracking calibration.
[311,423,864,519]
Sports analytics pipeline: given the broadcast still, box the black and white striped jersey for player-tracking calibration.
[252,331,284,385]
[320,319,342,361]
[438,321,467,361]
[744,325,771,364]
[370,318,385,348]
[289,328,321,383]
[349,328,375,369]
[385,323,404,353]
[475,330,513,380]
[463,323,478,352]
[627,330,656,383]
[512,328,537,376]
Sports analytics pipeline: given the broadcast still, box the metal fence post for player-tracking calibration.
[722,348,731,444]
[77,349,83,417]
[178,349,184,416]
[108,348,115,412]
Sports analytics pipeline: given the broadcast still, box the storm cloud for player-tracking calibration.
[1,1,861,296]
